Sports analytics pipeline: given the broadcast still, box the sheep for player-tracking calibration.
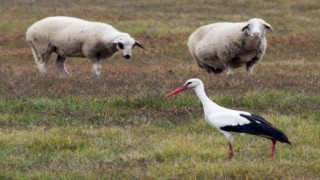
[26,16,144,76]
[188,18,273,75]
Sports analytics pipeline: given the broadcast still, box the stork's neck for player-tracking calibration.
[194,85,222,113]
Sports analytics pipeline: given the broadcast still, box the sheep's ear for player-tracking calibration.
[135,41,145,49]
[264,23,274,31]
[241,24,249,32]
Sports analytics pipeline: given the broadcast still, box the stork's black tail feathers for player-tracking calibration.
[271,128,291,145]
[239,114,291,145]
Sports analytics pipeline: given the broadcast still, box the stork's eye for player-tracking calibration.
[118,42,124,49]
[186,82,192,85]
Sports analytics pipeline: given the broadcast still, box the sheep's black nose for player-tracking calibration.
[124,55,131,59]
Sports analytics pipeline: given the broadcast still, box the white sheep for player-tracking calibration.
[188,18,273,75]
[26,16,144,76]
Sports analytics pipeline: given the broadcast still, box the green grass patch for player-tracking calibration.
[0,90,318,129]
[0,114,319,179]
[0,90,319,178]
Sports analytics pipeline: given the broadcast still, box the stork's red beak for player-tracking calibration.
[166,85,188,97]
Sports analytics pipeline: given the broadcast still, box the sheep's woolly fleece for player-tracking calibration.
[26,16,144,76]
[188,18,273,75]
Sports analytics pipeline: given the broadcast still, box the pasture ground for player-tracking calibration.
[0,0,319,179]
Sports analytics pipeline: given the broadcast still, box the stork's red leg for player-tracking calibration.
[228,142,234,160]
[271,138,277,160]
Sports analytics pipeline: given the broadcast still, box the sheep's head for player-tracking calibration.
[241,18,273,38]
[113,36,144,59]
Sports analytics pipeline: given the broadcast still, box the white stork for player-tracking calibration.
[166,78,291,160]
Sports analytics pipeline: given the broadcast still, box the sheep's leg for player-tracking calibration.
[55,55,69,75]
[224,63,234,76]
[30,46,41,67]
[38,51,52,75]
[91,59,101,77]
[246,56,259,75]
[246,64,255,75]
[198,61,212,73]
[198,59,223,74]
[211,67,223,74]
[195,57,212,73]
[29,44,50,75]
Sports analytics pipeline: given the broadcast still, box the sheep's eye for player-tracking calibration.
[118,42,124,49]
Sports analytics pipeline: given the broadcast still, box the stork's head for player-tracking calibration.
[113,36,144,59]
[241,18,273,38]
[166,78,203,97]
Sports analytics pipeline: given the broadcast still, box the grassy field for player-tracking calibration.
[0,0,320,179]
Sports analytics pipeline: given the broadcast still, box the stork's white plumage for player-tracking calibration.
[166,78,291,160]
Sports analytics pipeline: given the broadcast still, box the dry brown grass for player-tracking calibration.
[0,57,319,98]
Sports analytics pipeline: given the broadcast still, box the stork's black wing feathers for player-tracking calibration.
[220,114,291,144]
